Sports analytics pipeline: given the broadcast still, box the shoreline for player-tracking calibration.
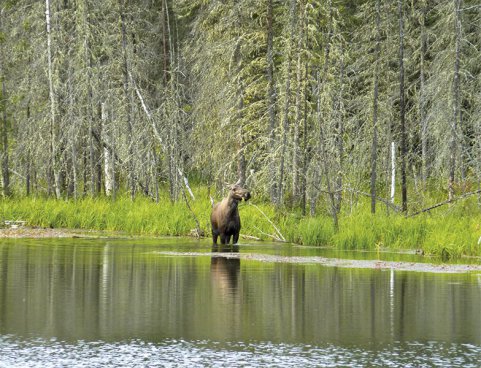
[0,227,120,239]
[2,227,481,274]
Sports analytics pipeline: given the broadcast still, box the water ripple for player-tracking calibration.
[0,336,480,368]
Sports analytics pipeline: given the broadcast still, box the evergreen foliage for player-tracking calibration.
[0,1,481,250]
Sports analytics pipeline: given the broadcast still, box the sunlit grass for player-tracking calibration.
[285,197,481,258]
[1,187,481,258]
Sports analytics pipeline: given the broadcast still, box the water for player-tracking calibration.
[1,238,481,367]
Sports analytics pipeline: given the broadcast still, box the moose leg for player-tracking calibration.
[220,234,227,245]
[225,235,232,245]
[233,232,239,245]
[212,230,218,244]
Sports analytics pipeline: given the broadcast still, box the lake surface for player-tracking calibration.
[0,238,481,367]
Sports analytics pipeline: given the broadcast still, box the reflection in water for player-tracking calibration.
[210,244,240,297]
[0,239,480,356]
[209,244,242,341]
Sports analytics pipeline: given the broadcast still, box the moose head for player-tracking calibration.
[228,183,251,202]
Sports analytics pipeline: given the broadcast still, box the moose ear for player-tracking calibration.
[225,182,235,190]
[234,178,243,186]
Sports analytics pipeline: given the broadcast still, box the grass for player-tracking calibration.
[1,187,481,259]
[0,196,190,236]
[283,197,481,259]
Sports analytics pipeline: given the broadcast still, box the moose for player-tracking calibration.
[210,182,251,245]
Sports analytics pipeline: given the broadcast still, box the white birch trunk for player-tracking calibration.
[391,141,396,203]
[102,103,113,196]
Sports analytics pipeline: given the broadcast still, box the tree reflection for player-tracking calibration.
[1,241,481,345]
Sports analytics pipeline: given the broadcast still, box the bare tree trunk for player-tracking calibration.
[163,0,185,201]
[292,0,305,201]
[26,104,31,196]
[313,29,338,230]
[67,70,77,200]
[323,0,339,230]
[26,155,31,196]
[102,102,113,196]
[80,0,97,197]
[334,49,344,215]
[119,0,135,200]
[167,121,176,201]
[391,141,396,203]
[0,9,9,197]
[152,146,159,203]
[161,0,176,201]
[477,121,481,206]
[370,0,381,214]
[311,0,333,215]
[398,0,407,212]
[300,62,309,216]
[449,0,461,201]
[88,116,95,196]
[232,8,246,186]
[46,0,61,199]
[236,89,246,186]
[160,0,170,86]
[420,2,428,187]
[266,0,277,203]
[110,104,116,200]
[277,0,297,205]
[310,68,322,216]
[319,123,339,232]
[0,80,9,197]
[1,82,8,197]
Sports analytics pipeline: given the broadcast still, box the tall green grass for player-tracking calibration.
[283,198,481,258]
[0,196,198,236]
[266,199,480,259]
[0,189,278,239]
[1,188,480,258]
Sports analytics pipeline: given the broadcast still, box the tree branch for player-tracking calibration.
[344,187,401,212]
[181,188,201,237]
[249,203,286,242]
[408,189,481,218]
[129,72,195,201]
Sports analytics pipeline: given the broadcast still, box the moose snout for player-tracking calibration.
[244,191,251,201]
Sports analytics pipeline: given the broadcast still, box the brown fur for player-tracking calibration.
[210,184,251,245]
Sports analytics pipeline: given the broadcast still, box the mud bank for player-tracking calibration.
[0,227,115,238]
[156,251,481,274]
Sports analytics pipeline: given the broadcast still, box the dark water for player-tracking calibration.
[1,238,481,367]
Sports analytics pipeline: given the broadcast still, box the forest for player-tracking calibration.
[0,0,481,250]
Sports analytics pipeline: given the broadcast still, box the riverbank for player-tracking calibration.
[0,227,124,239]
[1,193,481,259]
